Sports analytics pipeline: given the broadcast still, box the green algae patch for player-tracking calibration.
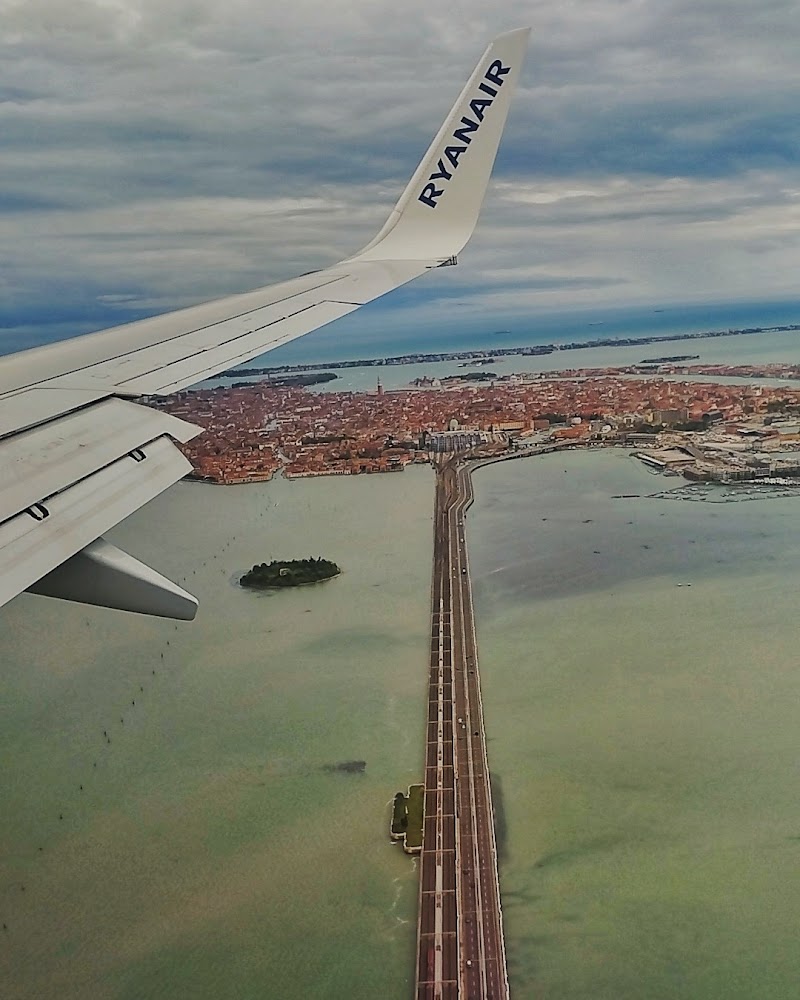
[391,792,409,837]
[390,784,424,854]
[405,784,424,851]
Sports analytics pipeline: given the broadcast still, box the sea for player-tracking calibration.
[194,297,800,394]
[2,300,800,998]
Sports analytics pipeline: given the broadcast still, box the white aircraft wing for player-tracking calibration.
[0,28,530,620]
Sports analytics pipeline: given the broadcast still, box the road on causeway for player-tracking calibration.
[415,455,508,1000]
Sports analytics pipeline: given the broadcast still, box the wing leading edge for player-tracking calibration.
[0,28,530,619]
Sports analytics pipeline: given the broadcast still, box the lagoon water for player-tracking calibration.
[0,470,434,999]
[200,325,800,395]
[469,451,800,999]
[184,294,800,396]
[3,299,800,997]
[4,453,800,998]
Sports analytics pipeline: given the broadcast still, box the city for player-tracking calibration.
[151,368,800,484]
[149,364,800,997]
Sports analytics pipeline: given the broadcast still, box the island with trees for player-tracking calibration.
[390,784,424,854]
[240,557,341,589]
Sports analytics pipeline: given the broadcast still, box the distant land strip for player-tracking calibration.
[207,323,800,379]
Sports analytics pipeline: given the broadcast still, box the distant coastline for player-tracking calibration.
[229,372,338,388]
[641,354,700,363]
[206,323,800,379]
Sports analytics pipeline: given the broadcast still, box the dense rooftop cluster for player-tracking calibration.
[563,361,800,382]
[150,371,800,483]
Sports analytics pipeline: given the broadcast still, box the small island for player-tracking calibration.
[240,557,341,589]
[390,784,424,854]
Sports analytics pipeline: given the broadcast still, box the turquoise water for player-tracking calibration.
[469,451,800,999]
[0,470,434,999]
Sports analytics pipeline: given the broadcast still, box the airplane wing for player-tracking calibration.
[0,28,530,620]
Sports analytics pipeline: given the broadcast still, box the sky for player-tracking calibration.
[2,0,800,356]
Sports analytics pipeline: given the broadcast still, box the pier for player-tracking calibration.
[414,456,508,999]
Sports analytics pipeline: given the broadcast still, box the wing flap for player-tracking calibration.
[0,435,192,612]
[0,396,199,521]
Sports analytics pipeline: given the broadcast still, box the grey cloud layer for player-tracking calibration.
[1,0,799,349]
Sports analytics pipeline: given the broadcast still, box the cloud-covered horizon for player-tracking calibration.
[2,0,799,357]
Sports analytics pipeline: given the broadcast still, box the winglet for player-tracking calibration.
[351,28,530,264]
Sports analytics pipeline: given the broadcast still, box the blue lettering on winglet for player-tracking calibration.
[417,58,512,209]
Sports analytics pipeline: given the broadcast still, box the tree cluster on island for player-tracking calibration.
[240,557,341,589]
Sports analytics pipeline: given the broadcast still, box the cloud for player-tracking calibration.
[1,0,799,358]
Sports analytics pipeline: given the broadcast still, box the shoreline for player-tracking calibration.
[206,322,800,378]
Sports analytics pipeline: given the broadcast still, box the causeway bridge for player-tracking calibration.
[414,456,508,999]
